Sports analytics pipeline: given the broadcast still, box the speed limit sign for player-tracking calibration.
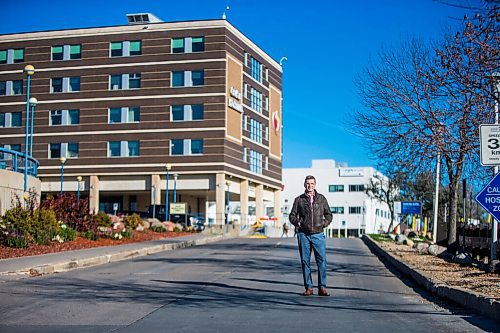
[480,124,500,165]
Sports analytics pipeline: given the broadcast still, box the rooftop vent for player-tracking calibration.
[126,13,163,25]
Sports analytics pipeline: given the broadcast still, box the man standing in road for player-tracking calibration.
[289,175,332,296]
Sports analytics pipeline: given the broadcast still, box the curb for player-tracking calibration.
[362,235,500,323]
[7,234,232,277]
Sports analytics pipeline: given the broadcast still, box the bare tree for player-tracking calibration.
[350,5,497,248]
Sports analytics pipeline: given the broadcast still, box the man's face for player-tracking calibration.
[304,179,316,194]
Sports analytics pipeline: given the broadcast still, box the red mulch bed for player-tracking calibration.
[0,230,193,260]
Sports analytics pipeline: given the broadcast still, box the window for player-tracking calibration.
[129,74,141,89]
[51,77,80,93]
[243,147,248,163]
[243,51,248,66]
[67,143,79,158]
[69,77,80,92]
[349,184,365,192]
[0,112,22,127]
[11,112,21,127]
[0,81,23,95]
[13,49,24,63]
[70,45,81,59]
[129,41,141,56]
[50,110,62,125]
[52,46,63,60]
[171,70,204,87]
[49,143,79,159]
[52,44,81,61]
[68,109,80,124]
[110,75,122,90]
[107,141,140,157]
[250,87,263,113]
[349,207,362,214]
[128,107,140,122]
[329,185,344,192]
[50,109,80,126]
[172,37,204,53]
[330,207,345,214]
[128,141,139,156]
[172,38,184,53]
[170,139,203,155]
[109,74,141,90]
[172,72,184,87]
[110,41,141,57]
[249,149,263,174]
[11,80,22,95]
[192,71,204,86]
[108,141,121,157]
[171,104,204,121]
[192,37,205,52]
[108,107,140,123]
[110,42,123,57]
[250,118,263,143]
[51,78,63,93]
[250,56,262,82]
[0,49,24,64]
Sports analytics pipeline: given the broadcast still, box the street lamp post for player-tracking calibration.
[76,176,82,201]
[173,173,178,203]
[165,163,171,221]
[60,157,66,195]
[226,181,230,233]
[23,65,35,193]
[28,97,37,157]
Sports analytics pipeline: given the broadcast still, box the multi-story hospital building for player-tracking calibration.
[0,13,283,225]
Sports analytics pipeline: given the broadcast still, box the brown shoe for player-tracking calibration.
[318,288,330,296]
[302,288,314,296]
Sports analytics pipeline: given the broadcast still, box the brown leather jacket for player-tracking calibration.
[289,191,332,234]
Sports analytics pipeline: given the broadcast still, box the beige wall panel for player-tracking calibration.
[226,56,243,142]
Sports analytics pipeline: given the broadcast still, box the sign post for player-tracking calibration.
[475,173,500,262]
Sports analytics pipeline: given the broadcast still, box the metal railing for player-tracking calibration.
[458,223,500,257]
[0,147,39,177]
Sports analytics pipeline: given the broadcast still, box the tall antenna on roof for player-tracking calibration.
[222,5,230,20]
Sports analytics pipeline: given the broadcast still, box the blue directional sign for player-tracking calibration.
[475,173,500,220]
[401,201,421,214]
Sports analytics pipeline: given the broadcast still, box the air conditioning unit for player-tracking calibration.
[126,13,162,25]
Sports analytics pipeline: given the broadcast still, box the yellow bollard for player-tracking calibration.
[412,215,416,230]
[423,216,428,235]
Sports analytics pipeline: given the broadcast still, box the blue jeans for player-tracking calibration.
[297,231,327,289]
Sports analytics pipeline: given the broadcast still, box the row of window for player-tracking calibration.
[0,71,205,96]
[2,139,265,174]
[331,206,364,214]
[0,104,206,128]
[330,206,389,217]
[47,139,204,159]
[0,37,205,65]
[328,184,365,192]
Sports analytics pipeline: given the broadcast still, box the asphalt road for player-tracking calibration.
[0,238,498,333]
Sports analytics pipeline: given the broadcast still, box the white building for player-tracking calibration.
[282,160,392,237]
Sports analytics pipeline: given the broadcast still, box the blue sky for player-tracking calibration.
[1,0,470,168]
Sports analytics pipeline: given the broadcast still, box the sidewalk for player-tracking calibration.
[0,233,231,278]
[362,235,500,324]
